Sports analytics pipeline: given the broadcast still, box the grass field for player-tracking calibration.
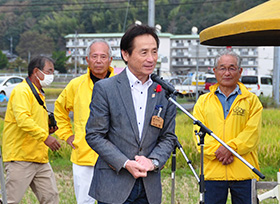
[0,101,279,203]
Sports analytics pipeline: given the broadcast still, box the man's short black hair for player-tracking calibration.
[120,24,159,64]
[28,56,55,77]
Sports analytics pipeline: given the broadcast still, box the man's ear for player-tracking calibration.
[239,67,243,74]
[33,68,42,80]
[121,50,129,62]
[33,67,39,76]
[109,56,113,65]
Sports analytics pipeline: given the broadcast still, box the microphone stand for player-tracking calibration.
[171,148,176,204]
[165,91,265,204]
[171,140,200,204]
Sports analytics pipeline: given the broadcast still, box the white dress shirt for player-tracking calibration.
[126,68,153,139]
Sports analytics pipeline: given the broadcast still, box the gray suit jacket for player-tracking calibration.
[86,69,177,204]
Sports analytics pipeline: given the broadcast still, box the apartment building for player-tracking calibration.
[65,33,273,77]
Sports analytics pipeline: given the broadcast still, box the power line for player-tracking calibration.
[0,0,142,7]
[0,0,238,13]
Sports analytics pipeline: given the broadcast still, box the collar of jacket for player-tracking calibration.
[86,66,115,89]
[209,82,251,99]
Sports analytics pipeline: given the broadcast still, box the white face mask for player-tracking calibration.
[37,70,54,87]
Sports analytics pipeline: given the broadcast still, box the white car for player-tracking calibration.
[163,77,183,86]
[0,76,24,98]
[175,77,198,97]
[175,73,206,97]
[240,75,273,97]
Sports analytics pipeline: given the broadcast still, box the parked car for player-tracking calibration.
[190,72,207,86]
[175,72,206,97]
[202,74,217,93]
[240,75,273,97]
[0,76,24,98]
[175,77,193,97]
[163,77,183,86]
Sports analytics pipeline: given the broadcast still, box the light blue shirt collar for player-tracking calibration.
[215,85,241,119]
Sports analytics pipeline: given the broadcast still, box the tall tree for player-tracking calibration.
[52,51,70,73]
[38,11,84,50]
[0,50,8,69]
[7,57,27,73]
[16,30,55,61]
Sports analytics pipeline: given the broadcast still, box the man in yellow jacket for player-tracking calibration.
[2,56,61,204]
[193,50,263,204]
[54,39,115,204]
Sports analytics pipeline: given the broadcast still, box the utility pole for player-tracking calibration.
[7,36,13,59]
[192,27,199,101]
[28,51,31,64]
[148,0,155,27]
[9,36,13,58]
[195,43,199,101]
[273,47,280,106]
[123,0,130,32]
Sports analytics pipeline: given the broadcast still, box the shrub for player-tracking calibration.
[259,95,277,108]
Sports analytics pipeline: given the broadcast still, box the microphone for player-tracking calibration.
[151,74,178,95]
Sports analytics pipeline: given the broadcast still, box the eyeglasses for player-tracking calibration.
[40,69,54,75]
[216,67,239,73]
[91,54,109,61]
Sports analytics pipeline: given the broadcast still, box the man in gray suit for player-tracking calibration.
[86,24,177,204]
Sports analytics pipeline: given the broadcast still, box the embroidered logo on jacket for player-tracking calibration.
[233,106,245,116]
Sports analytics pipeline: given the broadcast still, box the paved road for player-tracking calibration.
[0,100,56,112]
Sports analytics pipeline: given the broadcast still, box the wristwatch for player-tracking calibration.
[151,159,159,171]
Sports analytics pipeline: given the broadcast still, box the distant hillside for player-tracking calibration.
[0,0,267,60]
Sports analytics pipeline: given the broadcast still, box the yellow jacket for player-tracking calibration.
[54,67,115,166]
[2,80,49,163]
[193,82,263,181]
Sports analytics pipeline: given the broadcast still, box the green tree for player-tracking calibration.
[52,51,70,73]
[0,50,8,69]
[7,57,27,73]
[0,0,269,54]
[38,9,84,50]
[16,30,55,61]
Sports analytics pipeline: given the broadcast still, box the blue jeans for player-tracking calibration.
[205,180,252,204]
[98,178,149,204]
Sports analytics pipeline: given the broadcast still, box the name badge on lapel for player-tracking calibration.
[151,105,164,129]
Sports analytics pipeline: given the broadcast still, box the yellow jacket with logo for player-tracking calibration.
[193,82,263,181]
[54,67,115,166]
[2,80,49,163]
